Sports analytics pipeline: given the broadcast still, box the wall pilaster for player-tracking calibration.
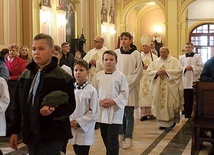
[166,0,178,57]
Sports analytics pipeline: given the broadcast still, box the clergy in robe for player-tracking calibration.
[139,42,158,121]
[179,42,203,118]
[146,46,184,129]
[83,36,108,83]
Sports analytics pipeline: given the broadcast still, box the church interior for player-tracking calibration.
[1,0,214,154]
[1,0,214,61]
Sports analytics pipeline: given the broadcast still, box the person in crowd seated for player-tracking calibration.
[0,52,9,81]
[0,48,9,59]
[19,45,32,64]
[5,44,26,80]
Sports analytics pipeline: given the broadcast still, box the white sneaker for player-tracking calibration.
[122,138,132,149]
[118,134,124,147]
[60,151,66,155]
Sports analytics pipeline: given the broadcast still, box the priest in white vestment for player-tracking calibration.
[146,46,184,129]
[83,36,108,83]
[179,42,203,118]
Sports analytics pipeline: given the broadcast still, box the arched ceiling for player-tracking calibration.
[122,1,161,24]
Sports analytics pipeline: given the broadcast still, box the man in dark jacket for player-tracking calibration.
[60,42,75,71]
[9,33,76,155]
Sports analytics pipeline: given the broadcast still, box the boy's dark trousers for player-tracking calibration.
[73,144,90,155]
[184,89,193,118]
[100,123,121,155]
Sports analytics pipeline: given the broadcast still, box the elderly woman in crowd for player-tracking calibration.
[6,44,26,80]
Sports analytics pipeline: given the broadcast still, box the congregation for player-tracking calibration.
[0,31,213,155]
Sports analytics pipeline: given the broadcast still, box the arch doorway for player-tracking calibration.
[190,23,214,63]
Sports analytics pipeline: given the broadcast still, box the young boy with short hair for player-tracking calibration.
[92,50,129,155]
[70,59,99,155]
[9,33,76,155]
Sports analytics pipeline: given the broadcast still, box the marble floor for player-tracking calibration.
[0,108,212,155]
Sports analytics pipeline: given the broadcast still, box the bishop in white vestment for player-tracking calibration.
[139,44,158,121]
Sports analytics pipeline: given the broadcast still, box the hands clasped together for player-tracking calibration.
[156,69,167,76]
[99,98,115,108]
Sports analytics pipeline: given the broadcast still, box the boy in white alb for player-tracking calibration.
[0,77,10,155]
[70,59,99,155]
[179,42,203,118]
[114,32,143,149]
[92,50,129,155]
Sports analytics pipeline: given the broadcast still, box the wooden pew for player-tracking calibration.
[191,82,214,155]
